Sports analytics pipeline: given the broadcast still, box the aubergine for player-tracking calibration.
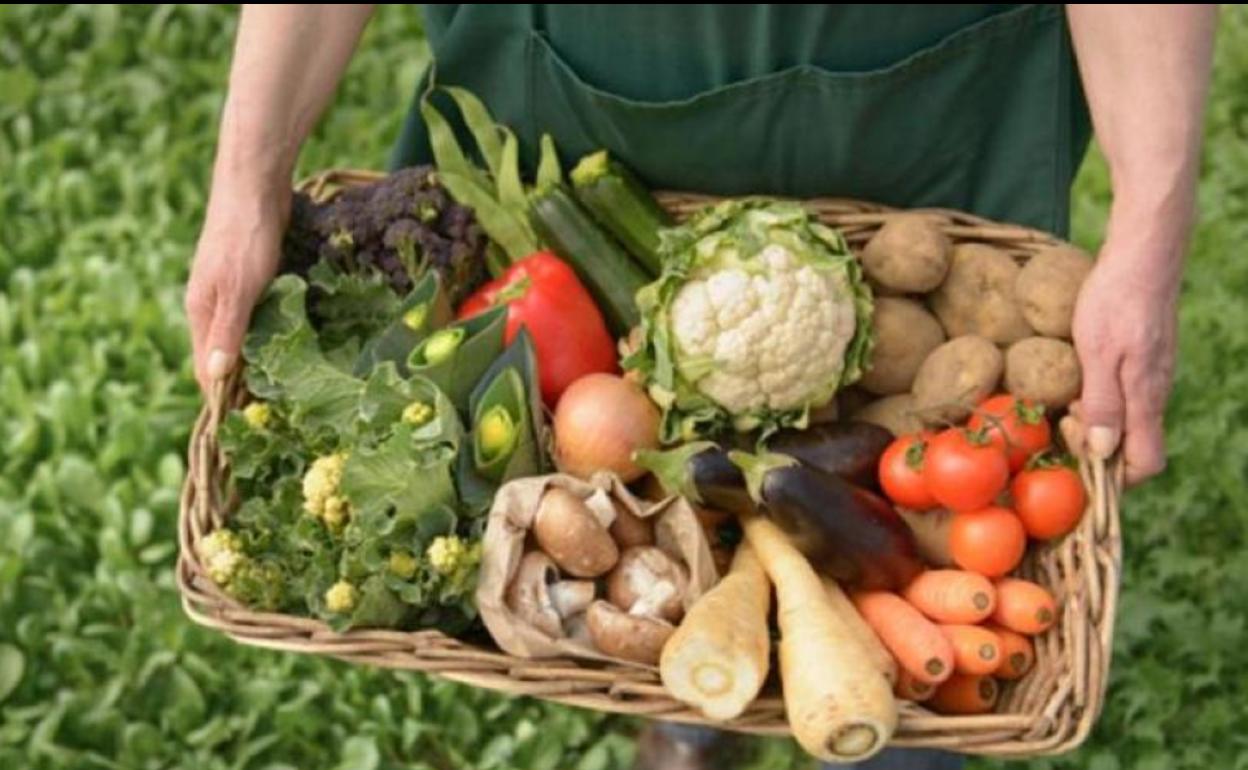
[767,421,893,489]
[637,443,922,590]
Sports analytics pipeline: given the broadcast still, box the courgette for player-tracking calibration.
[570,150,671,276]
[529,184,648,335]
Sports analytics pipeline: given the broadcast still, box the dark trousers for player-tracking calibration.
[656,723,965,770]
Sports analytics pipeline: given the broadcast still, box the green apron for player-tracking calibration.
[392,4,1090,235]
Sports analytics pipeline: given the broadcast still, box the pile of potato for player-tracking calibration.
[850,215,1092,434]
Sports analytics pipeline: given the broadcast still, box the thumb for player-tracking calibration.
[1078,354,1124,460]
[205,296,251,381]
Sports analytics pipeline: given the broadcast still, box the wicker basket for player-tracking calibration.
[177,169,1124,757]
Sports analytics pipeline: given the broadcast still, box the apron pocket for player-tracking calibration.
[525,4,1073,229]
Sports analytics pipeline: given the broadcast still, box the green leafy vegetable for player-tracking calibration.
[216,265,507,634]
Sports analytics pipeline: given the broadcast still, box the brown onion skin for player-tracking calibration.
[554,374,660,482]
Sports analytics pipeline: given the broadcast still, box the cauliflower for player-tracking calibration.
[629,200,873,440]
[324,580,358,614]
[302,452,351,531]
[426,535,468,576]
[242,401,273,430]
[197,529,245,585]
[196,529,285,610]
[426,535,482,585]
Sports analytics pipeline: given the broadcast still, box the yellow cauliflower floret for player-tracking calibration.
[197,529,244,585]
[242,401,272,430]
[302,453,350,528]
[324,580,358,614]
[388,551,419,580]
[426,535,468,576]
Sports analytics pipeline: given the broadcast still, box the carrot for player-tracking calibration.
[823,577,898,684]
[851,590,954,686]
[939,624,1002,675]
[742,513,897,762]
[992,579,1058,635]
[903,570,996,624]
[894,670,934,702]
[929,674,999,715]
[660,544,771,721]
[988,624,1035,680]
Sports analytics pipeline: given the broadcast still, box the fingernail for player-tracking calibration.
[1087,426,1119,459]
[207,349,233,380]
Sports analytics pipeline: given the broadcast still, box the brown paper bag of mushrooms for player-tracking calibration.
[476,473,719,667]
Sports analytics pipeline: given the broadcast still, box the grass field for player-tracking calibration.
[1,6,1244,769]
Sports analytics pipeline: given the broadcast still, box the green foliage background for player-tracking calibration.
[0,5,1243,769]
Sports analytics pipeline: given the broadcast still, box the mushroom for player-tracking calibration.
[609,503,655,548]
[606,546,689,623]
[505,551,596,638]
[586,600,674,665]
[564,611,593,647]
[532,487,619,578]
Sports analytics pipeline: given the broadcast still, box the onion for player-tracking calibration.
[553,374,660,482]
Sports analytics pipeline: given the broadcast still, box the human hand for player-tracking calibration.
[1071,236,1182,485]
[185,175,288,395]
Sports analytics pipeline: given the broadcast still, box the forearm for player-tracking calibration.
[1067,4,1215,286]
[214,4,376,189]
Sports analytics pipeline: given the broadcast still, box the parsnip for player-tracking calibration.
[659,544,771,721]
[742,513,897,762]
[822,578,898,685]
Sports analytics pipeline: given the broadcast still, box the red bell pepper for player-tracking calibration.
[457,251,618,407]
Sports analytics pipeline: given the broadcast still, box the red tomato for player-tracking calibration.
[879,433,938,510]
[923,429,1010,513]
[968,395,1052,473]
[949,507,1027,578]
[1011,465,1087,540]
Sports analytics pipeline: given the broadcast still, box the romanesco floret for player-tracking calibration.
[197,530,286,610]
[426,535,467,576]
[303,452,351,530]
[388,550,419,580]
[426,536,482,590]
[226,559,286,611]
[198,529,245,585]
[325,580,358,614]
[242,401,273,430]
[401,401,434,427]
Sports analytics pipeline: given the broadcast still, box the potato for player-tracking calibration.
[861,214,951,293]
[852,394,924,437]
[1015,245,1094,338]
[1005,337,1081,408]
[929,244,1033,344]
[911,335,1003,423]
[860,297,946,395]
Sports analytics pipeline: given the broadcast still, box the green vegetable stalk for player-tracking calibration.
[475,405,519,466]
[456,329,548,512]
[404,304,508,411]
[415,328,464,366]
[353,270,454,378]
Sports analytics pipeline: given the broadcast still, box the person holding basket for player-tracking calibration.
[186,5,1215,769]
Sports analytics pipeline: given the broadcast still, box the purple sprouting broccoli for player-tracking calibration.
[278,165,489,305]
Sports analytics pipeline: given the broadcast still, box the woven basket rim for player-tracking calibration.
[177,168,1124,757]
